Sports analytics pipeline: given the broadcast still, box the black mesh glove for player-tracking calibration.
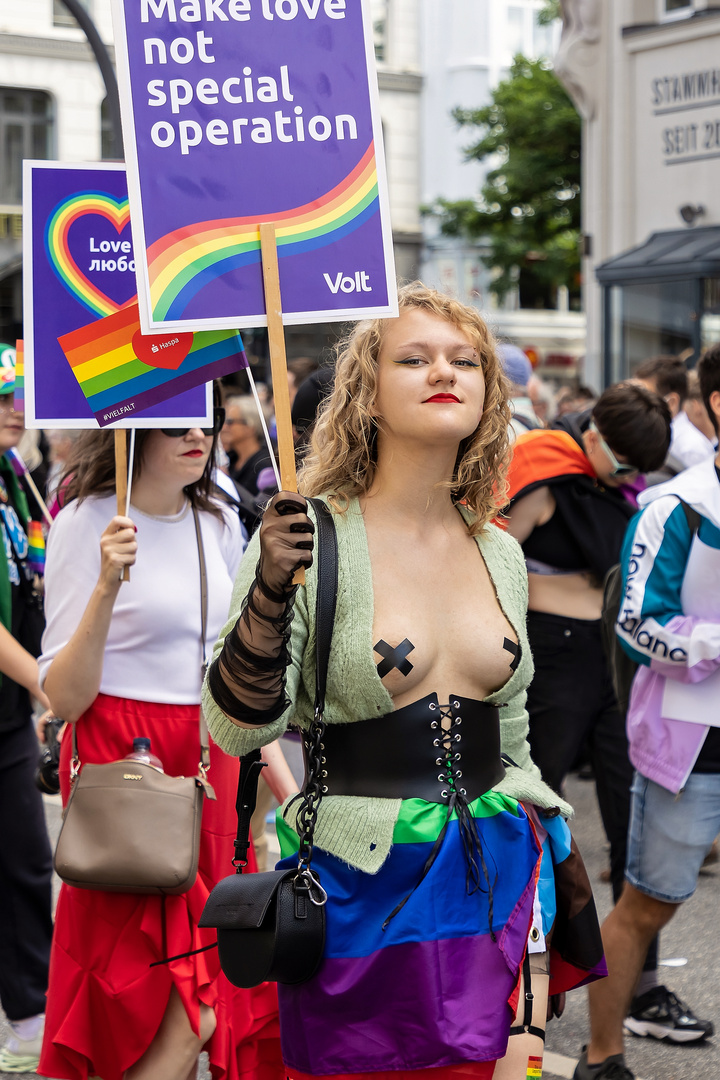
[207,493,314,725]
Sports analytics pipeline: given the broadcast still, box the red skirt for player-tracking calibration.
[39,694,284,1080]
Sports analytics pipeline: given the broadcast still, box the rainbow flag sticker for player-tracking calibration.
[527,1054,543,1078]
[58,303,247,427]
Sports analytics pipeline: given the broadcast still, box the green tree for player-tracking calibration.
[537,0,561,25]
[427,55,581,309]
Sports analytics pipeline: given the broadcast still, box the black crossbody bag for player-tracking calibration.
[199,498,337,987]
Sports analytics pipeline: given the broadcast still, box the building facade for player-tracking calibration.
[557,0,720,387]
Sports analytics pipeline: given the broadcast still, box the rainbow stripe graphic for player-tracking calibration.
[58,303,247,427]
[13,340,23,410]
[527,1055,543,1078]
[44,191,131,318]
[148,142,379,321]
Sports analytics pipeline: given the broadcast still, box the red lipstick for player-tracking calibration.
[183,449,204,457]
[424,393,460,403]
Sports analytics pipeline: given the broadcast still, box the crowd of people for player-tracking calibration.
[1,289,719,1080]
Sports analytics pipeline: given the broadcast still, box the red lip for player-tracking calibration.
[424,394,460,403]
[183,449,204,457]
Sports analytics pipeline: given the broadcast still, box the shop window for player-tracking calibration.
[53,0,92,27]
[606,280,696,385]
[0,89,53,206]
[701,278,720,350]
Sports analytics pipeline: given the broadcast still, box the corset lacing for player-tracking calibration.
[382,700,498,940]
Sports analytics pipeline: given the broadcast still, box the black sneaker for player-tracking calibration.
[573,1048,634,1080]
[624,985,714,1043]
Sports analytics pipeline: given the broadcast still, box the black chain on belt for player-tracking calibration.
[293,708,328,906]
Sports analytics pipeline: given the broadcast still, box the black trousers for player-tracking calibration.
[526,610,657,973]
[0,712,53,1020]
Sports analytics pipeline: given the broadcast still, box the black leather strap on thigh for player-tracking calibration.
[509,953,546,1042]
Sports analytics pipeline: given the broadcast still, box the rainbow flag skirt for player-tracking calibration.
[276,792,542,1078]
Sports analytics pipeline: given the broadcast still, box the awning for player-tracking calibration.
[596,225,720,284]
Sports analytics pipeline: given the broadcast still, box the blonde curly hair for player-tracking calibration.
[299,283,512,533]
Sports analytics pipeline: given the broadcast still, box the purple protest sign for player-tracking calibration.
[111,0,397,333]
[22,161,213,428]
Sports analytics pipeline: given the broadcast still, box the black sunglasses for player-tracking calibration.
[161,407,225,438]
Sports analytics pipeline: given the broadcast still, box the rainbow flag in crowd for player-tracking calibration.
[26,520,46,574]
[13,340,24,409]
[57,303,247,427]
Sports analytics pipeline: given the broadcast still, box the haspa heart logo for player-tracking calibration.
[45,191,134,318]
[132,328,193,371]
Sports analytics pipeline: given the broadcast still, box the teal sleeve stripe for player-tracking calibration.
[642,502,693,625]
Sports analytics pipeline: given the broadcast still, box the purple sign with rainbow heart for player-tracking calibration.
[111,0,397,333]
[22,161,216,428]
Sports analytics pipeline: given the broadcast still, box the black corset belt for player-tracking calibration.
[313,692,506,804]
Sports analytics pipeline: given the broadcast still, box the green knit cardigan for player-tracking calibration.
[203,496,572,873]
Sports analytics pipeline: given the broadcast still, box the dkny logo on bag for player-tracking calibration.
[123,773,143,780]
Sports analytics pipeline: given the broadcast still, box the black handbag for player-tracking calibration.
[199,498,337,987]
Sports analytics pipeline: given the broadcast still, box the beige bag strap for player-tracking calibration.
[70,506,211,778]
[192,506,211,772]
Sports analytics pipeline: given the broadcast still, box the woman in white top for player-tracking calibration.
[38,414,291,1080]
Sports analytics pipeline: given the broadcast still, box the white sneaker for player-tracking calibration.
[0,1013,44,1073]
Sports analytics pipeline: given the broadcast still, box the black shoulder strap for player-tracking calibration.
[232,498,338,871]
[308,498,339,715]
[679,498,702,537]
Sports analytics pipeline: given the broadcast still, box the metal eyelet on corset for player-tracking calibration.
[321,770,328,778]
[454,752,461,761]
[453,700,460,709]
[459,788,467,796]
[455,770,463,778]
[440,789,448,798]
[454,717,462,725]
[454,733,461,742]
[430,720,439,729]
[429,702,437,710]
[433,738,440,747]
[437,773,447,782]
[322,785,329,793]
[435,757,443,766]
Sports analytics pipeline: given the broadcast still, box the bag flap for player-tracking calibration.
[199,869,292,929]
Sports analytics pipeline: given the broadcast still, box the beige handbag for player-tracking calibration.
[53,508,216,896]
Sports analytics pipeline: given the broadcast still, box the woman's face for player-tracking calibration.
[140,429,213,489]
[372,308,486,447]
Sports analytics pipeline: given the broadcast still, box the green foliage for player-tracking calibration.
[537,0,561,27]
[427,55,581,308]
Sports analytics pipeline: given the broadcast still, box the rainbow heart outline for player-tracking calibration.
[44,190,133,318]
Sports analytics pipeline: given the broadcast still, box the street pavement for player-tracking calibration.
[2,774,718,1080]
[544,775,719,1080]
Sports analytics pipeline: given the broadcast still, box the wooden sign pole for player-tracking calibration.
[259,223,296,492]
[259,222,304,585]
[114,429,130,582]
